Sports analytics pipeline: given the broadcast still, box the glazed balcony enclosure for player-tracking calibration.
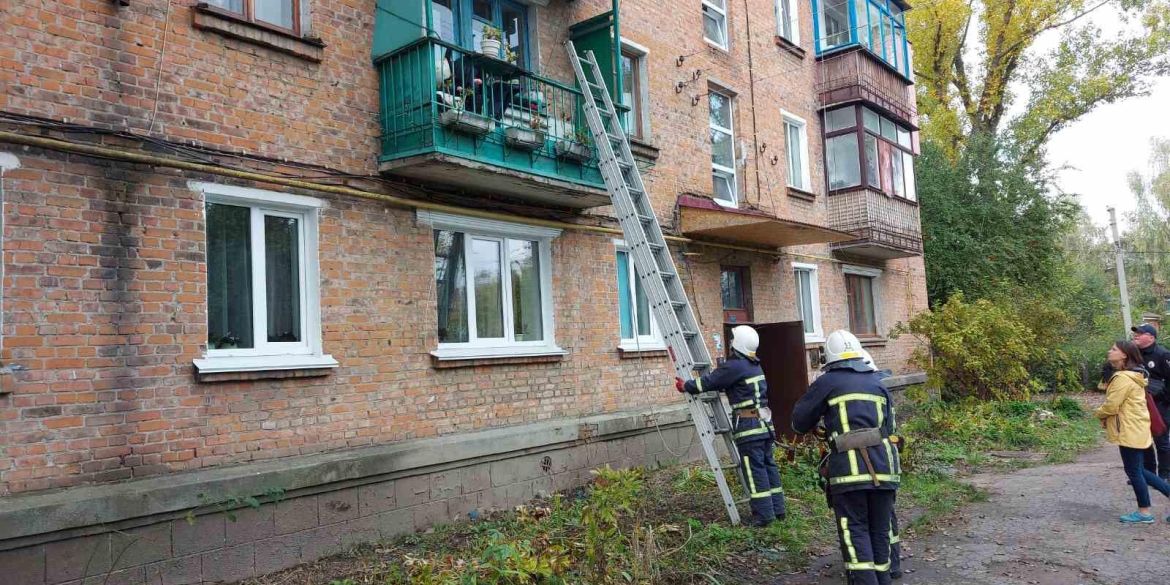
[374,0,625,209]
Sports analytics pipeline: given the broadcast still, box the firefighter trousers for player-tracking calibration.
[889,503,902,576]
[739,439,785,522]
[833,489,895,585]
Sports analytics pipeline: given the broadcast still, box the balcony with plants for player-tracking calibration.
[373,0,625,209]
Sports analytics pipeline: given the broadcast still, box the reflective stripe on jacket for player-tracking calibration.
[792,361,900,494]
[683,355,773,444]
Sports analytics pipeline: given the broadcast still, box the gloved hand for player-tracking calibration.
[675,377,685,393]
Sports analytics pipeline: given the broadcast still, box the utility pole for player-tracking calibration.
[1108,206,1133,334]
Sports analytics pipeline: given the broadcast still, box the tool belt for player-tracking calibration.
[831,428,887,487]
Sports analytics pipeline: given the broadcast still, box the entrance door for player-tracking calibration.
[720,266,752,324]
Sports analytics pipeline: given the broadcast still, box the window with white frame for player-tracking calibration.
[616,244,664,350]
[793,262,823,342]
[782,110,811,191]
[702,0,729,49]
[192,182,336,374]
[709,88,737,206]
[776,0,799,44]
[425,211,563,359]
[844,265,882,338]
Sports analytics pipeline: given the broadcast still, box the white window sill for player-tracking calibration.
[618,341,668,353]
[704,39,730,53]
[430,346,567,361]
[804,335,825,344]
[193,354,339,374]
[713,198,738,209]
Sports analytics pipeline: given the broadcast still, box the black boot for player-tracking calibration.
[746,514,773,528]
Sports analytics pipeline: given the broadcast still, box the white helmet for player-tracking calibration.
[823,330,863,366]
[730,325,759,359]
[858,349,878,372]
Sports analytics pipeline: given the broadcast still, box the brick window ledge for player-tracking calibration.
[860,337,888,348]
[617,343,669,359]
[193,354,338,382]
[787,186,817,202]
[431,346,567,369]
[192,4,325,62]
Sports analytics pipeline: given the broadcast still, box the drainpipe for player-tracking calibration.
[0,152,20,395]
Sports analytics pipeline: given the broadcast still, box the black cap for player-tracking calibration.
[1132,324,1159,338]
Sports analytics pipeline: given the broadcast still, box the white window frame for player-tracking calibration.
[776,0,800,44]
[619,38,652,141]
[702,0,730,50]
[793,262,823,343]
[190,181,337,374]
[843,264,883,338]
[420,211,565,361]
[782,109,811,191]
[614,240,666,352]
[709,88,738,207]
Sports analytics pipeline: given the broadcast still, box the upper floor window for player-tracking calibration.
[703,0,729,49]
[813,0,912,78]
[709,88,737,206]
[620,41,651,141]
[782,110,811,191]
[824,105,916,201]
[204,0,301,34]
[776,0,799,44]
[431,0,530,67]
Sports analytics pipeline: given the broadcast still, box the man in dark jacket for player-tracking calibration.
[677,325,785,527]
[794,330,900,585]
[1133,324,1170,479]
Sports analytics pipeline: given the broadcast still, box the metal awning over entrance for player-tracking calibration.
[678,195,855,249]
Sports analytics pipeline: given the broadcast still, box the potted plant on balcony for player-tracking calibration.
[505,113,548,151]
[480,26,503,58]
[556,123,593,163]
[439,85,496,136]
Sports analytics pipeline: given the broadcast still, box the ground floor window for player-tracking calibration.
[616,244,664,350]
[844,265,882,337]
[793,262,822,342]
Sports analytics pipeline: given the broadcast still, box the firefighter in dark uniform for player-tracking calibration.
[793,330,901,585]
[675,325,786,527]
[860,349,904,580]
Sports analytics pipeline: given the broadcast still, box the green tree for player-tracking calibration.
[908,0,1170,161]
[1121,138,1170,312]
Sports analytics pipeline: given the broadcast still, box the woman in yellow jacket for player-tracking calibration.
[1096,340,1170,523]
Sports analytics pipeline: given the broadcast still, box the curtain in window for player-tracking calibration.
[434,230,469,343]
[473,239,504,339]
[846,274,876,335]
[509,239,542,341]
[265,216,302,343]
[207,204,254,349]
[617,251,634,339]
[865,134,881,189]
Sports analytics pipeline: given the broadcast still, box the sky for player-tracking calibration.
[1031,9,1170,231]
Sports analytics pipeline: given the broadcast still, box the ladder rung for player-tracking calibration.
[660,271,676,280]
[637,214,655,224]
[692,360,711,368]
[648,242,664,251]
[682,330,698,338]
[670,300,687,309]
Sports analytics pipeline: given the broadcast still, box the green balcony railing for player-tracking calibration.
[377,37,622,191]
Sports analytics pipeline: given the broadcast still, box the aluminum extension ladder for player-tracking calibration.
[566,42,748,525]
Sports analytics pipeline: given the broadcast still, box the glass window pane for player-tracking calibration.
[856,0,870,47]
[779,0,794,40]
[703,11,726,46]
[711,128,735,168]
[826,134,861,190]
[713,172,736,204]
[891,148,905,197]
[883,17,896,67]
[635,265,651,337]
[509,239,542,342]
[721,269,744,310]
[865,134,881,189]
[473,0,493,19]
[709,92,731,129]
[707,0,726,8]
[205,0,243,13]
[265,215,301,343]
[786,122,804,189]
[892,27,905,72]
[846,275,876,335]
[502,4,526,66]
[207,203,254,350]
[825,108,855,132]
[880,117,897,141]
[254,0,294,29]
[434,230,469,343]
[897,126,912,148]
[903,152,917,201]
[617,251,633,339]
[432,0,457,43]
[621,52,641,136]
[796,270,815,334]
[863,107,880,133]
[472,239,504,339]
[819,0,850,49]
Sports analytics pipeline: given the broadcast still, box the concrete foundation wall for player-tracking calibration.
[0,406,705,584]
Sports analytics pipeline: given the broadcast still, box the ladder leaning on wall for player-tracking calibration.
[566,41,748,525]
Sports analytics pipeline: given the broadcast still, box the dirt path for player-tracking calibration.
[782,444,1170,585]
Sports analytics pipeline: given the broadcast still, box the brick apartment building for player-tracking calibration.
[0,0,927,581]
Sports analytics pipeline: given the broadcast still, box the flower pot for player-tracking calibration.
[439,109,496,136]
[505,127,547,151]
[479,38,502,58]
[555,140,592,163]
